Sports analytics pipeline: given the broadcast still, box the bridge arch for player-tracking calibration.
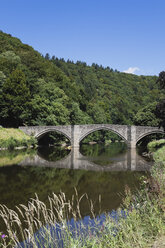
[79,127,129,146]
[136,130,164,145]
[35,128,71,143]
[19,125,164,149]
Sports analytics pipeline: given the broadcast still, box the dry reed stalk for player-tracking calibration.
[0,190,92,247]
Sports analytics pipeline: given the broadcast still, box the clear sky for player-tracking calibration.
[0,0,165,76]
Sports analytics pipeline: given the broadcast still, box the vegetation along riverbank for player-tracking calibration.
[0,140,164,247]
[0,127,37,150]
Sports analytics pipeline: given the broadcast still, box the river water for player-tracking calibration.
[0,143,152,231]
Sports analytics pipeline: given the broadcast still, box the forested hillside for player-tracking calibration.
[0,31,162,128]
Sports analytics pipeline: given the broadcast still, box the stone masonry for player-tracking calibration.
[19,124,164,149]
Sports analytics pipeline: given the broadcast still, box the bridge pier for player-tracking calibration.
[71,125,138,149]
[71,125,80,148]
[19,124,164,149]
[127,126,137,149]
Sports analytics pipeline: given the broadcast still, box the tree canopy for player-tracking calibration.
[155,71,165,130]
[0,31,162,129]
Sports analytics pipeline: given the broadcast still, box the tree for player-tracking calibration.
[87,102,107,124]
[28,84,71,126]
[155,71,165,130]
[45,53,50,60]
[0,51,21,74]
[0,69,30,127]
[0,71,6,91]
[69,102,91,124]
[157,71,165,90]
[134,102,160,126]
[155,100,165,130]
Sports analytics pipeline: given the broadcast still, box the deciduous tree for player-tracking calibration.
[155,71,165,130]
[0,69,30,127]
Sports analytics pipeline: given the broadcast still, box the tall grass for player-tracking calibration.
[0,191,97,247]
[0,144,165,247]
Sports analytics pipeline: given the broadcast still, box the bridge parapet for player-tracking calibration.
[19,124,164,149]
[19,126,72,141]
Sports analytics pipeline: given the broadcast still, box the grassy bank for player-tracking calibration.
[98,143,165,248]
[0,142,165,247]
[149,139,165,165]
[0,127,37,150]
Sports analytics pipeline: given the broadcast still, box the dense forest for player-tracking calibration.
[0,31,164,132]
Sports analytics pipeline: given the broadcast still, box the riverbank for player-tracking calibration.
[0,140,164,247]
[74,142,164,247]
[0,127,37,150]
[70,141,165,247]
[99,141,165,248]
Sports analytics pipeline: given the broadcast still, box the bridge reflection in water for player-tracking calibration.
[19,148,152,171]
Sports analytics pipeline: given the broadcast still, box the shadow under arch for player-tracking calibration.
[136,130,165,145]
[35,128,71,144]
[79,127,129,147]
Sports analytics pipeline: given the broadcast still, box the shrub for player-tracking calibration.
[29,136,38,147]
[147,139,165,152]
[0,128,38,150]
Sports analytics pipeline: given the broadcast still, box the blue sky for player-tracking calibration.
[0,0,165,76]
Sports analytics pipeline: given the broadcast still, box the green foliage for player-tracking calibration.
[152,143,165,164]
[0,51,21,75]
[155,71,165,130]
[0,71,6,87]
[70,102,92,124]
[0,69,30,127]
[134,102,160,126]
[0,31,161,128]
[81,130,122,144]
[155,99,165,130]
[147,139,165,152]
[157,71,165,90]
[29,84,70,125]
[0,127,37,150]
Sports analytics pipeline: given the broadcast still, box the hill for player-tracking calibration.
[0,31,161,128]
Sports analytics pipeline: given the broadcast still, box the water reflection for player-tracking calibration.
[20,143,153,171]
[0,143,152,231]
[38,145,70,162]
[0,149,36,167]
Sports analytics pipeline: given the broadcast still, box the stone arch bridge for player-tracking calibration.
[19,124,164,149]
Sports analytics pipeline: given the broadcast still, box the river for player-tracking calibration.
[0,142,152,231]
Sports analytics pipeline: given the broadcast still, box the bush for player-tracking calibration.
[147,139,165,152]
[0,128,38,150]
[0,137,19,150]
[28,136,38,147]
[20,138,28,147]
[6,137,18,150]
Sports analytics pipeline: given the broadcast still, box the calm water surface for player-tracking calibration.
[0,143,152,230]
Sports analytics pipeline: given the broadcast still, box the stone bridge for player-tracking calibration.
[19,124,164,149]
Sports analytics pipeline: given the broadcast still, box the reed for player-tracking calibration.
[0,145,165,247]
[0,190,98,247]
